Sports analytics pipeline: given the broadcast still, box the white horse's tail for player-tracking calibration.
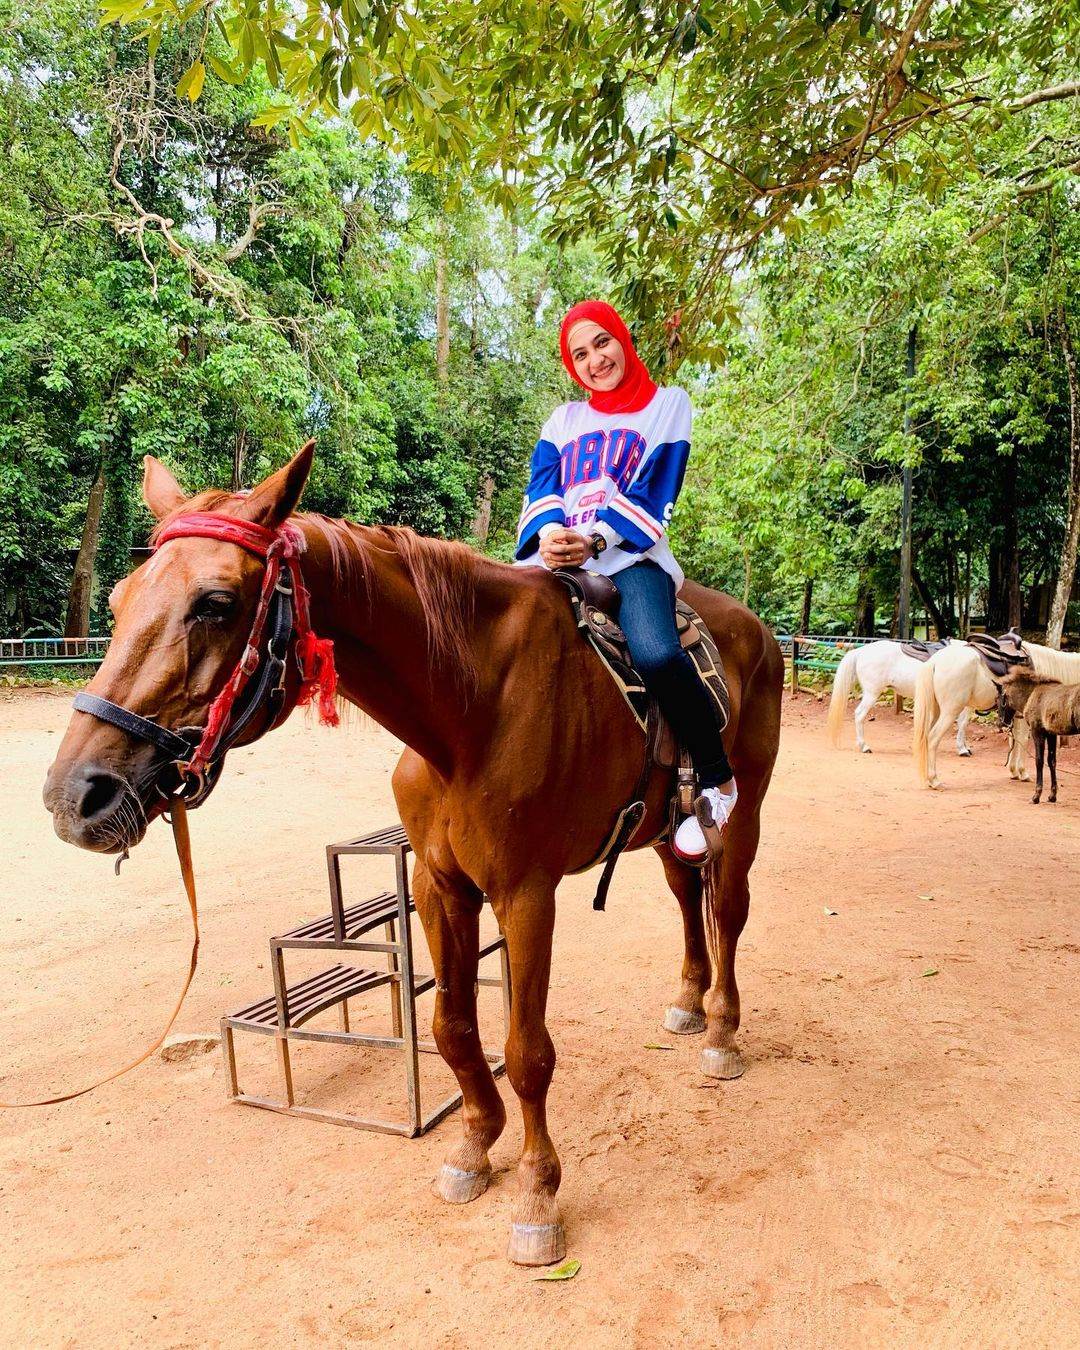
[827,648,860,746]
[912,660,939,785]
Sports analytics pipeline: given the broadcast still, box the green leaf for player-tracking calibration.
[921,968,939,978]
[207,52,244,85]
[534,1259,581,1282]
[643,1043,675,1051]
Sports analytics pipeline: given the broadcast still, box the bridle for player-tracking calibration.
[0,511,339,1110]
[72,511,339,809]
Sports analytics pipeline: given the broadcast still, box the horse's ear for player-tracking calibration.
[142,456,187,521]
[236,440,315,528]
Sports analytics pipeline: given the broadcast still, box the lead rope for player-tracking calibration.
[0,799,200,1109]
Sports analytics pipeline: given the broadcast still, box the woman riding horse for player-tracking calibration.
[516,300,737,862]
[44,395,782,1267]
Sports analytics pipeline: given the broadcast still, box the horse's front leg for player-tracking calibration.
[1031,727,1045,804]
[655,842,710,1034]
[412,859,507,1204]
[489,876,563,1266]
[1048,733,1058,802]
[700,778,767,1080]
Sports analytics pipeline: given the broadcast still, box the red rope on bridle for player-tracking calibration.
[154,512,338,777]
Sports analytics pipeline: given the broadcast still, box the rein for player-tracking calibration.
[3,511,339,1109]
[0,801,199,1107]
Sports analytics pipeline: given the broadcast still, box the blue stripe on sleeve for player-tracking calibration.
[515,438,564,559]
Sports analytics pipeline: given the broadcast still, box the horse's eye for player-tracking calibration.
[194,591,238,622]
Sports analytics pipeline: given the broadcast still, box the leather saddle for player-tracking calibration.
[554,568,730,754]
[966,627,1030,679]
[554,567,731,908]
[900,638,948,663]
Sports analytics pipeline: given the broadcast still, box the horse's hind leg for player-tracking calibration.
[1048,734,1058,802]
[655,843,710,1034]
[854,690,877,752]
[925,709,955,788]
[412,859,507,1204]
[1008,715,1031,781]
[955,707,973,756]
[699,780,768,1080]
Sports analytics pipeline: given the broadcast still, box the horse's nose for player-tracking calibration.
[72,765,128,823]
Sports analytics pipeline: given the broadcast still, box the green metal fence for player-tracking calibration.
[0,637,110,668]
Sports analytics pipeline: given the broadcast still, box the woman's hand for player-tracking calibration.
[540,528,592,569]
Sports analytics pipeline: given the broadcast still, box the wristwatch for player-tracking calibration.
[588,532,608,559]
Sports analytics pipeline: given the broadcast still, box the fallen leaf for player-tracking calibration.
[534,1259,581,1282]
[823,906,838,916]
[917,893,934,901]
[643,1043,675,1051]
[922,968,939,978]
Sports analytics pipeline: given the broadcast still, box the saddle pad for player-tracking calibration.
[556,572,730,737]
[900,639,948,662]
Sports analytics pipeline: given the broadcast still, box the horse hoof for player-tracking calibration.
[663,1006,706,1034]
[958,748,972,758]
[700,1047,745,1079]
[434,1163,490,1205]
[507,1222,566,1267]
[860,746,872,754]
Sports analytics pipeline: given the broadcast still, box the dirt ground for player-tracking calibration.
[1,686,1077,1348]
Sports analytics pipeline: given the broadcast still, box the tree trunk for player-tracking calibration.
[854,569,875,636]
[799,578,813,634]
[231,427,247,493]
[64,458,107,638]
[960,534,972,635]
[435,216,450,391]
[1047,309,1080,648]
[911,561,952,638]
[470,474,496,545]
[987,452,1020,632]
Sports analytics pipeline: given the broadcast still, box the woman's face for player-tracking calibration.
[567,320,626,392]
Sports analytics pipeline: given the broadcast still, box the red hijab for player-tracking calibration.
[559,300,658,415]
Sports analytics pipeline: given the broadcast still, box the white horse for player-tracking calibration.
[912,639,1080,787]
[827,641,972,755]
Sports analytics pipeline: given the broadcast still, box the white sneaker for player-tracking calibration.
[672,783,738,864]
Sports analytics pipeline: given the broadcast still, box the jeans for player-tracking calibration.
[611,561,733,790]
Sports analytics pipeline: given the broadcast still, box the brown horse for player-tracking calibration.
[44,445,783,1265]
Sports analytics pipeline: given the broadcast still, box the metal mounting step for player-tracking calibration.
[273,891,408,948]
[223,964,393,1035]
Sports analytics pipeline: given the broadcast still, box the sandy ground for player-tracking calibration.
[0,686,1077,1349]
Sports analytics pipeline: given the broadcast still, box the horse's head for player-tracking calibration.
[43,444,314,853]
[994,667,1047,726]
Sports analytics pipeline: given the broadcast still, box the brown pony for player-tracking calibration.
[44,445,783,1265]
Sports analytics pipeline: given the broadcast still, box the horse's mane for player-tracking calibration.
[1023,641,1080,682]
[150,494,489,695]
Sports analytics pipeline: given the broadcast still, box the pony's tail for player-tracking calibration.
[827,648,860,747]
[913,660,938,786]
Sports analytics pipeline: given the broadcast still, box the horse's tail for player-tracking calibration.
[913,660,938,786]
[827,648,860,746]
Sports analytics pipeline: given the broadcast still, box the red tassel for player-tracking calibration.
[296,632,339,727]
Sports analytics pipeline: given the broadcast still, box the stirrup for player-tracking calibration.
[693,792,728,861]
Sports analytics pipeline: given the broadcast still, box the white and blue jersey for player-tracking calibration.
[514,386,691,588]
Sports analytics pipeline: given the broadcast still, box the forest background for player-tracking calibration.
[3,0,1080,643]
